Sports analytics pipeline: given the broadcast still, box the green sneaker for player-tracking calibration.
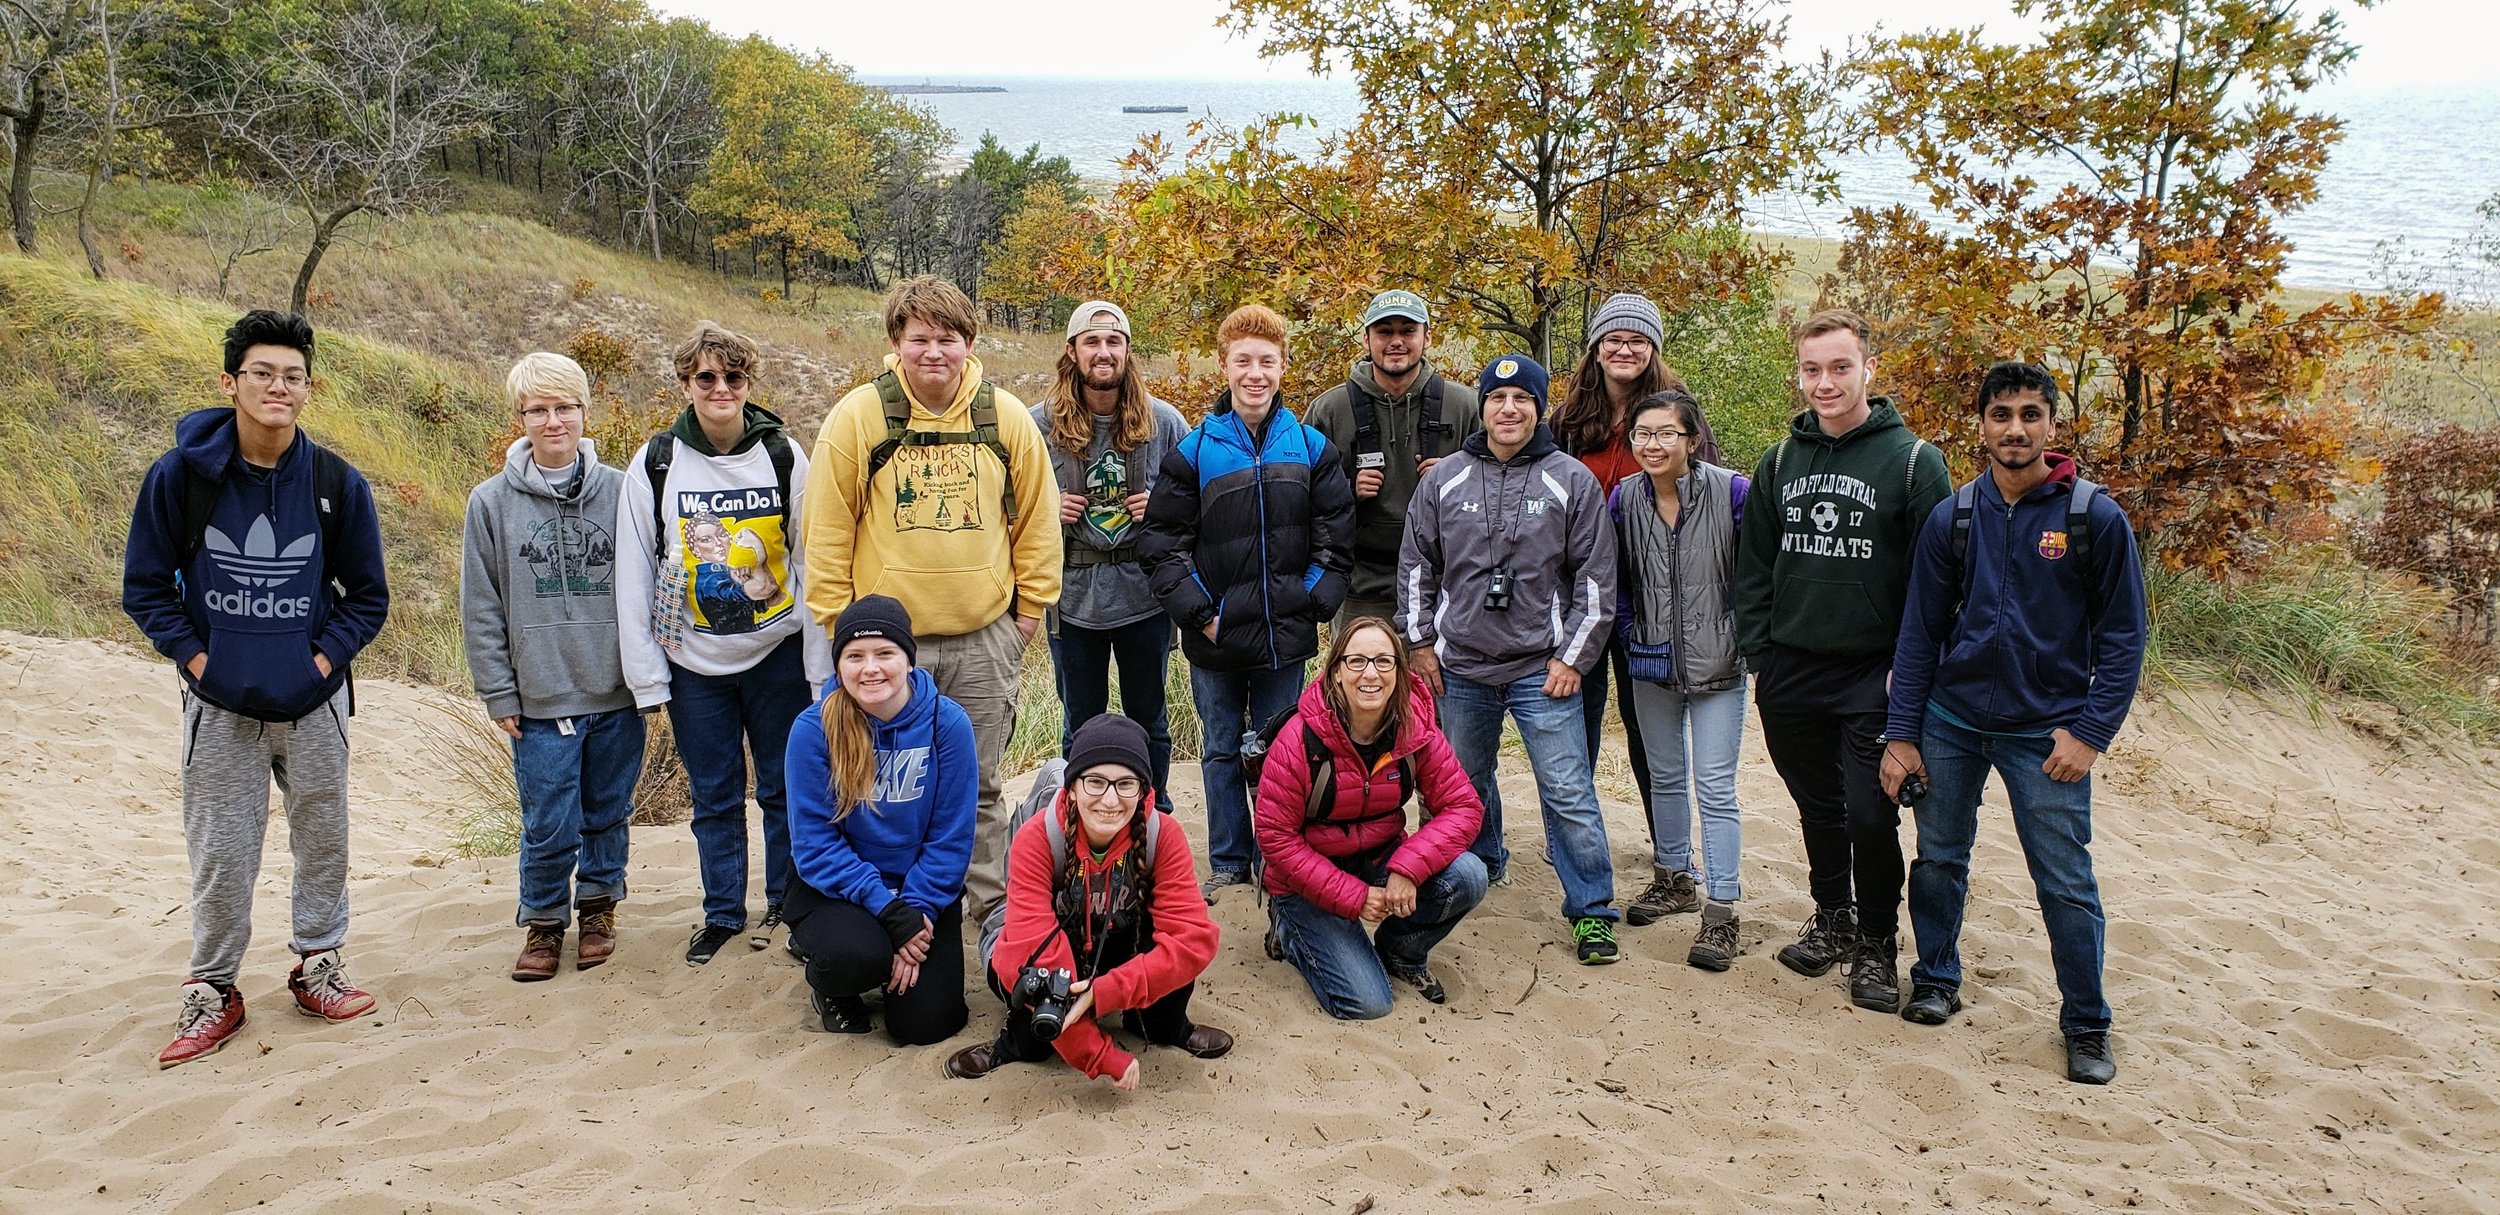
[1572,917,1621,965]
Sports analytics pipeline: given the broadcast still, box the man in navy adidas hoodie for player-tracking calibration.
[1881,361,2145,1086]
[122,309,390,1068]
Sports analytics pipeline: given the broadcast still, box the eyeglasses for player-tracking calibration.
[690,370,748,390]
[1629,427,1690,447]
[1336,654,1399,674]
[520,402,586,424]
[1598,335,1653,354]
[1074,774,1144,800]
[237,367,310,392]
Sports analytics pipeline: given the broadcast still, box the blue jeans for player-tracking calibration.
[512,707,647,925]
[1189,661,1305,878]
[1907,707,2111,1036]
[1049,613,1175,800]
[1627,676,1747,902]
[665,635,810,929]
[1270,852,1488,1019]
[1439,671,1618,922]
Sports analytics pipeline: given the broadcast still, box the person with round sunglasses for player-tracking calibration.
[947,713,1228,1087]
[1608,391,1751,970]
[1255,618,1487,1017]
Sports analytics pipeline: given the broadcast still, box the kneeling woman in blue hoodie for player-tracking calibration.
[783,596,977,1045]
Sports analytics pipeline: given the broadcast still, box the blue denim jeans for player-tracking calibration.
[1189,661,1306,878]
[1626,676,1747,902]
[1907,707,2111,1036]
[512,706,647,925]
[1050,613,1175,801]
[664,635,810,929]
[1438,671,1619,922]
[1270,852,1489,1019]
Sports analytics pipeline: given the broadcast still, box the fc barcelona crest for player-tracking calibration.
[2038,530,2069,560]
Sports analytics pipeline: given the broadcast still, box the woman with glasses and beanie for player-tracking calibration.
[1608,391,1752,970]
[781,595,975,1046]
[1256,617,1488,1018]
[947,713,1228,1088]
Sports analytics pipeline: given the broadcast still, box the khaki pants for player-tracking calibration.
[918,611,1026,921]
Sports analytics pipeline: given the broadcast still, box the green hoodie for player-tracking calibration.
[668,402,787,456]
[1734,397,1950,660]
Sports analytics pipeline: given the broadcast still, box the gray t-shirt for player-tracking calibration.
[1034,397,1190,631]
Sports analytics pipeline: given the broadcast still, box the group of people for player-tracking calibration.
[123,275,2145,1089]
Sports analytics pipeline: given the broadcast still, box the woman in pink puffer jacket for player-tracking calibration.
[1255,616,1489,1018]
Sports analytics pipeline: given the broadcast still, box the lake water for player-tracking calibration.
[867,73,2500,296]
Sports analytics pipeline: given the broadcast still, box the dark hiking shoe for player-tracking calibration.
[1686,901,1740,972]
[1776,904,1859,978]
[512,921,565,982]
[575,897,617,970]
[1263,929,1285,961]
[1625,870,1701,926]
[749,902,784,951]
[812,991,872,1034]
[1199,869,1252,903]
[1573,917,1621,965]
[1388,964,1448,1004]
[1848,935,1902,1013]
[685,923,738,966]
[2066,1032,2117,1085]
[1902,985,1962,1026]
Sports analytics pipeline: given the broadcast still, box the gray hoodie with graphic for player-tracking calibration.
[1397,426,1618,686]
[461,437,634,720]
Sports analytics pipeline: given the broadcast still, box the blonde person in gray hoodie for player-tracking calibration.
[461,352,645,982]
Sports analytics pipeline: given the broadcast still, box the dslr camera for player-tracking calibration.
[1483,564,1515,613]
[1012,965,1079,1041]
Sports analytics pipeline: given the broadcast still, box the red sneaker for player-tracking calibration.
[288,950,376,1021]
[158,980,245,1069]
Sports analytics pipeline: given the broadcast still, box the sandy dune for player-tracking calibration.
[0,630,2493,1213]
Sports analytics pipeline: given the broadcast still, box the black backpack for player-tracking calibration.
[1945,474,2104,628]
[643,430,795,559]
[862,370,1018,526]
[1246,706,1418,825]
[1346,371,1453,468]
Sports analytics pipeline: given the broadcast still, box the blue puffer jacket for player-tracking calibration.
[1140,391,1356,672]
[1887,455,2147,751]
[784,667,978,920]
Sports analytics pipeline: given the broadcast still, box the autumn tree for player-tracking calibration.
[689,37,882,297]
[1223,0,1831,365]
[2359,424,2500,643]
[1834,0,2442,571]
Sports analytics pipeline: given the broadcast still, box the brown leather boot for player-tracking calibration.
[944,1043,1004,1079]
[513,922,564,982]
[575,897,617,971]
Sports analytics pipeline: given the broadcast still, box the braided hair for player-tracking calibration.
[1055,782,1157,926]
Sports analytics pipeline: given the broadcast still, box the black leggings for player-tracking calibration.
[985,930,1197,1067]
[1581,638,1654,814]
[785,878,968,1047]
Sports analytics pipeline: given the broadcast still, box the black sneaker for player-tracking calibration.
[1776,904,1859,978]
[1901,985,1962,1026]
[1572,917,1621,965]
[2065,1031,2116,1084]
[1686,901,1740,972]
[1848,935,1902,1013]
[812,990,872,1034]
[685,923,739,966]
[749,902,784,951]
[1624,870,1701,926]
[1388,965,1448,1004]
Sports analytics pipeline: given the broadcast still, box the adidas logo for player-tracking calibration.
[204,515,315,588]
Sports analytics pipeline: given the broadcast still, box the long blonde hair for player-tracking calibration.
[1045,343,1153,456]
[822,694,880,821]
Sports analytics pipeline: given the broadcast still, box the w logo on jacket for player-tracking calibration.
[204,515,316,588]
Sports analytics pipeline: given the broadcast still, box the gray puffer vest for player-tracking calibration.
[1613,463,1742,693]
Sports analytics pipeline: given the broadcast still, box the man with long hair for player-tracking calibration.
[1034,302,1190,802]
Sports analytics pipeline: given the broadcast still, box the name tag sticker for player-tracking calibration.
[1356,452,1388,470]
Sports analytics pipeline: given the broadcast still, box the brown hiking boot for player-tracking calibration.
[1848,935,1902,1013]
[513,921,564,982]
[945,1042,1005,1080]
[575,897,617,970]
[1625,869,1701,925]
[1687,901,1741,972]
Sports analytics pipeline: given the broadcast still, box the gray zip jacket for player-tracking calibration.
[1397,426,1617,685]
[461,437,634,720]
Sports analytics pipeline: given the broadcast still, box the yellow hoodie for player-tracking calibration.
[804,353,1062,636]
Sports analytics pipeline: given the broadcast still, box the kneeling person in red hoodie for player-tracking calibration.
[949,714,1230,1088]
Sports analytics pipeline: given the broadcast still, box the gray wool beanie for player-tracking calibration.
[1587,293,1665,351]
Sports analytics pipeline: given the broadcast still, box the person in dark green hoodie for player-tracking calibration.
[1734,308,1950,1015]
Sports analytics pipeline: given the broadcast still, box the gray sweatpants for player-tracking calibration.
[181,687,352,985]
[918,612,1025,922]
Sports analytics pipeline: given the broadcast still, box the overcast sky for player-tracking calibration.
[668,0,2493,90]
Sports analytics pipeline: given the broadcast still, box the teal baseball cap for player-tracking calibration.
[1360,289,1431,329]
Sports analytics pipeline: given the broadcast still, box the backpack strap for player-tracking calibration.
[2071,477,2103,632]
[643,434,677,560]
[863,371,1018,526]
[1947,476,1980,626]
[764,429,796,539]
[1417,373,1450,462]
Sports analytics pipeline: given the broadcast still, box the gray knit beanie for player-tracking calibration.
[1587,293,1665,351]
